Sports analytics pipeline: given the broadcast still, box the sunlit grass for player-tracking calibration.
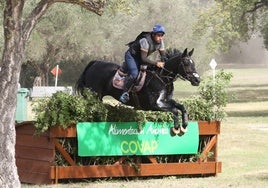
[226,101,268,112]
[173,68,268,103]
[223,68,268,85]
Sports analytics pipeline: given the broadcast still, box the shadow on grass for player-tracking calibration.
[227,110,268,117]
[228,89,268,103]
[244,172,268,181]
[230,84,268,88]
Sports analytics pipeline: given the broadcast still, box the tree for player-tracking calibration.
[23,4,103,87]
[0,0,106,187]
[18,0,206,87]
[18,1,133,87]
[193,0,268,54]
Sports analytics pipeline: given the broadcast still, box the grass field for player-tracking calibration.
[22,67,268,188]
[173,68,268,101]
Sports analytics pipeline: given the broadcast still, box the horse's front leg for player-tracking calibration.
[170,99,188,135]
[155,90,183,136]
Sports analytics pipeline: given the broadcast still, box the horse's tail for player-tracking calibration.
[75,61,96,94]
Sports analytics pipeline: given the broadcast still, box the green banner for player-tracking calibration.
[77,122,199,156]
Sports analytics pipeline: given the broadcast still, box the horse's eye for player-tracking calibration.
[184,60,190,66]
[185,59,194,66]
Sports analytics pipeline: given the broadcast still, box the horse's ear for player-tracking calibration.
[182,48,188,57]
[189,48,194,56]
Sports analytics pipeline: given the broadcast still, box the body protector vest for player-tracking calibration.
[127,32,158,58]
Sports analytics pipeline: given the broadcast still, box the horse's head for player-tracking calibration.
[179,48,200,86]
[165,48,200,86]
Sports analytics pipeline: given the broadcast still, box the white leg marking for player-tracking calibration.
[156,90,166,108]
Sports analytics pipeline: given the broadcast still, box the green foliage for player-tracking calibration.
[182,96,215,121]
[33,90,173,133]
[33,91,108,133]
[106,0,133,14]
[182,70,233,121]
[194,0,268,53]
[106,105,172,122]
[199,70,233,108]
[262,11,268,49]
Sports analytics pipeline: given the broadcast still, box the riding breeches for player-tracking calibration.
[124,50,139,79]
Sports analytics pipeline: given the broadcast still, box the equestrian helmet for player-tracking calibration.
[152,24,165,34]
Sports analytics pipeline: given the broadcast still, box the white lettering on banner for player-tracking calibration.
[108,124,170,136]
[108,124,144,135]
[146,125,169,135]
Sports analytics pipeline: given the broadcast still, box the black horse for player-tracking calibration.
[76,48,200,136]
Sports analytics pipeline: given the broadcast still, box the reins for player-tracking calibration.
[159,55,189,83]
[144,52,192,87]
[145,67,181,88]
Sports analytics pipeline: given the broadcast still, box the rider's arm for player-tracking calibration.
[159,50,167,62]
[158,40,167,61]
[141,50,164,68]
[140,50,157,65]
[139,38,157,65]
[140,38,165,68]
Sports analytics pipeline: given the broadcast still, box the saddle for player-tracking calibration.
[112,66,147,92]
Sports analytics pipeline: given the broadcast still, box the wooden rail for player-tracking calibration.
[15,121,221,184]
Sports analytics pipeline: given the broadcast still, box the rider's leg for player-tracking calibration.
[119,75,136,103]
[120,50,138,103]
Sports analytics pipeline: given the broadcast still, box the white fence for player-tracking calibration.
[30,86,73,98]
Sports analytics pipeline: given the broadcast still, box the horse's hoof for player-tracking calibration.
[171,127,181,136]
[177,127,187,136]
[177,131,185,136]
[181,126,187,133]
[170,127,176,137]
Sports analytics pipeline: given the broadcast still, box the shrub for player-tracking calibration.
[33,91,108,133]
[33,90,173,133]
[182,69,233,121]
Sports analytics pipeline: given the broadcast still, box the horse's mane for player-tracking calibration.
[165,48,182,60]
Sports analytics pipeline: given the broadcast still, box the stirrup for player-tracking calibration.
[119,92,129,103]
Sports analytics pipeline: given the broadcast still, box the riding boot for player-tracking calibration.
[119,76,136,103]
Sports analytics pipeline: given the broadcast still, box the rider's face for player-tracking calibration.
[153,33,164,44]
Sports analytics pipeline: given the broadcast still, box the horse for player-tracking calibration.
[76,48,200,136]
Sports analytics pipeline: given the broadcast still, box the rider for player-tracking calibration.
[119,24,166,103]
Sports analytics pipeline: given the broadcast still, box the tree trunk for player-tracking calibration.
[0,1,24,187]
[41,63,50,86]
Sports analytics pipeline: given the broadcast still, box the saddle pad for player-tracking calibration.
[112,70,146,92]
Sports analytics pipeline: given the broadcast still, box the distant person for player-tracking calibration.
[120,24,167,103]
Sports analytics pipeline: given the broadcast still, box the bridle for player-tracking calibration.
[145,58,187,88]
[145,53,196,87]
[160,55,193,83]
